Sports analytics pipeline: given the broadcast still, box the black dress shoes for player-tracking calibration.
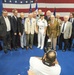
[26,46,29,50]
[68,48,71,51]
[14,47,17,51]
[30,46,32,50]
[4,49,8,54]
[62,49,66,52]
[58,48,62,50]
[21,47,24,50]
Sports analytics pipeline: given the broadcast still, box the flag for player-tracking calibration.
[35,0,38,12]
[2,0,74,17]
[29,0,32,13]
[53,8,56,17]
[0,0,2,15]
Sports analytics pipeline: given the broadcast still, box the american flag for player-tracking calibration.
[2,0,74,17]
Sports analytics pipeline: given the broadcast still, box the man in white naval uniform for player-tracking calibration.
[37,13,47,49]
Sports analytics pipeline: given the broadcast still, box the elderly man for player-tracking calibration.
[47,15,59,51]
[25,13,36,50]
[68,12,74,49]
[55,13,62,46]
[45,10,51,22]
[19,12,26,49]
[33,11,38,46]
[28,51,61,75]
[59,16,72,51]
[0,10,12,53]
[44,10,51,48]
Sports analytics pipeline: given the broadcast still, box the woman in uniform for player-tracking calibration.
[37,13,47,49]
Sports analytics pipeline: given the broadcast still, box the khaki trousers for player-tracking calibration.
[51,34,57,50]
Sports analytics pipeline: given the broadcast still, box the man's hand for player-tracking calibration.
[19,32,21,36]
[54,59,59,64]
[27,70,35,75]
[14,33,17,35]
[25,31,28,34]
[36,30,38,34]
[68,36,71,39]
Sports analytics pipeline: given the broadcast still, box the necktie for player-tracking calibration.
[70,18,72,22]
[22,19,24,25]
[62,23,65,32]
[30,19,32,26]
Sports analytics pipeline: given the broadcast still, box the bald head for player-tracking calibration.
[50,15,55,20]
[28,13,33,18]
[46,51,56,64]
[69,12,73,18]
[33,11,37,18]
[38,9,42,15]
[56,13,60,19]
[20,12,25,19]
[46,10,51,16]
[64,15,69,22]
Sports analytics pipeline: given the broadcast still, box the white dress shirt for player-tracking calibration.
[29,57,61,75]
[4,17,11,31]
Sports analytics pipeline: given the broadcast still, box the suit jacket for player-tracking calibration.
[25,18,36,34]
[11,16,20,34]
[47,20,60,38]
[0,16,11,37]
[18,17,25,35]
[72,20,74,37]
[68,18,74,38]
[45,16,51,23]
[61,21,72,39]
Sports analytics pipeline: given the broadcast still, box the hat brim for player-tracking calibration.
[40,15,44,16]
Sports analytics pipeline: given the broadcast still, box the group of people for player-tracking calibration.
[0,9,74,53]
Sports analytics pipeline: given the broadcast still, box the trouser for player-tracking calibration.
[44,34,49,47]
[12,33,19,48]
[20,32,26,48]
[57,36,59,45]
[68,37,72,49]
[3,31,11,50]
[33,33,38,46]
[38,32,45,48]
[51,34,57,50]
[59,33,64,49]
[59,33,69,50]
[26,34,34,47]
[64,39,69,50]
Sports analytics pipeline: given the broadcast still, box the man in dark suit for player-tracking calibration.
[68,12,74,49]
[0,10,12,53]
[11,9,20,50]
[44,10,51,48]
[18,12,26,49]
[45,10,51,22]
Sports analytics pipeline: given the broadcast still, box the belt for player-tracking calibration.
[39,28,44,29]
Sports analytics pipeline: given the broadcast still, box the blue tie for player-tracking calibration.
[22,19,24,25]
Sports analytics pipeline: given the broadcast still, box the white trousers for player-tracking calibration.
[20,32,26,48]
[38,31,45,48]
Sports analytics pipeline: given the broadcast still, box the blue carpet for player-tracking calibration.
[0,46,74,75]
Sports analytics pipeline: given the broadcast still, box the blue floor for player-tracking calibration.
[0,46,74,75]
